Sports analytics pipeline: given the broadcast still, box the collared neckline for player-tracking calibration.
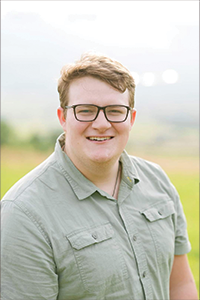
[55,134,140,201]
[120,150,140,187]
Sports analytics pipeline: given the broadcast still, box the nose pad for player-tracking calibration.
[92,109,111,128]
[97,109,107,120]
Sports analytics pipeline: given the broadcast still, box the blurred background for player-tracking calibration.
[1,1,199,155]
[1,0,199,293]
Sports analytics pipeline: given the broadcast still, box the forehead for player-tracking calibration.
[68,76,129,105]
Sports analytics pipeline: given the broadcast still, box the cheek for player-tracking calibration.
[65,120,88,137]
[120,125,132,145]
[116,123,131,136]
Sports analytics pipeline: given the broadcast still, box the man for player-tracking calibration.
[1,53,198,300]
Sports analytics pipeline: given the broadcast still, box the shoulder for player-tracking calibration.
[121,150,170,183]
[1,152,58,203]
[127,154,177,197]
[129,154,166,177]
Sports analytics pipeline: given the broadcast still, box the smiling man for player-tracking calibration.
[1,53,198,300]
[57,75,136,199]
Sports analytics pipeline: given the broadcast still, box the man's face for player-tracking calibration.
[58,76,136,168]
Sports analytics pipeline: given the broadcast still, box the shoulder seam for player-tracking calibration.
[13,160,57,201]
[14,201,52,247]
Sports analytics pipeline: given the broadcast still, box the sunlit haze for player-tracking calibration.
[2,1,198,51]
[1,1,199,138]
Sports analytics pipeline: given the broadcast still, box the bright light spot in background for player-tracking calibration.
[142,72,156,87]
[131,72,140,85]
[162,69,179,84]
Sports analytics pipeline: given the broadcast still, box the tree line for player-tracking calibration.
[1,120,63,152]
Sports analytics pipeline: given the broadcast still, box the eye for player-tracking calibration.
[76,106,96,114]
[111,110,123,114]
[107,107,125,115]
[79,109,91,113]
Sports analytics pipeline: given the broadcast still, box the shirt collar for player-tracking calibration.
[120,150,140,187]
[55,133,140,200]
[55,134,97,200]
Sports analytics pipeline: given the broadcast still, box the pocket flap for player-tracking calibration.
[66,223,114,250]
[142,201,175,222]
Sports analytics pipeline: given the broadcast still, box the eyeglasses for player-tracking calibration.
[65,104,134,123]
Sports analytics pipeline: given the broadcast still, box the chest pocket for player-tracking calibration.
[141,201,176,267]
[66,223,128,293]
[142,201,175,222]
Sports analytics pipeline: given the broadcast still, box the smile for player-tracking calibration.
[87,137,113,141]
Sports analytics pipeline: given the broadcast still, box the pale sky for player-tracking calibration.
[2,1,199,49]
[1,1,199,132]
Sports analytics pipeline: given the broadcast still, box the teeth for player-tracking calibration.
[89,137,112,141]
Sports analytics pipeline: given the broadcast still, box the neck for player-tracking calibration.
[79,158,120,186]
[86,160,121,199]
[63,146,121,198]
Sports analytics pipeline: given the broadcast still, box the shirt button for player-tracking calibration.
[133,235,137,241]
[92,234,97,240]
[142,271,146,278]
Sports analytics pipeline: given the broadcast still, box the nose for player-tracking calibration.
[91,109,112,131]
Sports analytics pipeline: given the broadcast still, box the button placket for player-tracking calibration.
[117,206,153,299]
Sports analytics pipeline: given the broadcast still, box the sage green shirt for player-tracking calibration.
[1,134,191,300]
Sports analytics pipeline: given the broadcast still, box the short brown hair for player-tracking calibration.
[57,52,136,113]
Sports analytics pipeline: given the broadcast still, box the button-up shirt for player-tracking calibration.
[1,134,191,300]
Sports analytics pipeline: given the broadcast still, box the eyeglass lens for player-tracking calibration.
[75,105,128,122]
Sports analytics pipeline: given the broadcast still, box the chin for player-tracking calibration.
[89,153,118,164]
[91,157,110,163]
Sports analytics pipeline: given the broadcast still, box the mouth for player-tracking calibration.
[87,136,114,142]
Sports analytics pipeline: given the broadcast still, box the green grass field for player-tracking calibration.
[1,147,199,295]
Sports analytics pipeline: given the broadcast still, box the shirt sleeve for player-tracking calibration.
[1,200,58,300]
[171,185,192,255]
[156,165,192,256]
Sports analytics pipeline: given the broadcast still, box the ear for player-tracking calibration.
[130,109,137,129]
[57,107,66,130]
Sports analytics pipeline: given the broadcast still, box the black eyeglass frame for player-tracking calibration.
[65,104,134,123]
